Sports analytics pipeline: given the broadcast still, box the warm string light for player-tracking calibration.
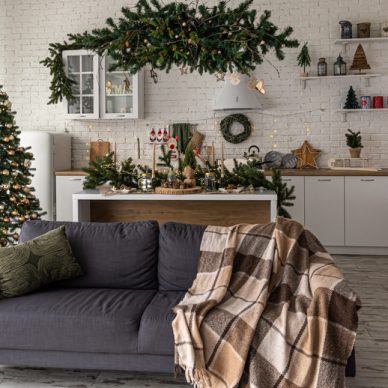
[270,129,278,149]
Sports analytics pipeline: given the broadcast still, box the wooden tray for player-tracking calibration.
[155,186,202,195]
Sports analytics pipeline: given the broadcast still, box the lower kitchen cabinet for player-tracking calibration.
[56,175,85,221]
[281,176,305,224]
[345,177,388,247]
[305,176,345,246]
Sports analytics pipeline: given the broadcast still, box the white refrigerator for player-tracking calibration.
[19,131,71,221]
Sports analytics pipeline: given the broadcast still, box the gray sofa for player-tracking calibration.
[0,220,204,373]
[0,220,355,377]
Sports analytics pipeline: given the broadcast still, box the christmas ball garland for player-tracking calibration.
[220,114,252,144]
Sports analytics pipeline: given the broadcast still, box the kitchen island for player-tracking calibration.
[72,190,277,226]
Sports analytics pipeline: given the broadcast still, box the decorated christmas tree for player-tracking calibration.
[350,44,370,73]
[343,86,360,109]
[0,87,44,246]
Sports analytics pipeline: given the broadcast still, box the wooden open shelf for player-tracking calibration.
[334,37,388,52]
[299,74,380,89]
[336,108,388,122]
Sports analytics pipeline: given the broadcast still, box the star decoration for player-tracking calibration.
[180,65,188,75]
[215,72,225,82]
[291,140,321,169]
[229,71,241,85]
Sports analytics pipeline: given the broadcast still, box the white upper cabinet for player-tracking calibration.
[63,50,144,120]
[63,50,99,119]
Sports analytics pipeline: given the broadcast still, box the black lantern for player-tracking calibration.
[334,54,347,76]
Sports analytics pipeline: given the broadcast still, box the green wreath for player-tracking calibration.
[220,114,252,144]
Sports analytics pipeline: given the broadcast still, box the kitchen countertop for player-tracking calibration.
[55,168,388,177]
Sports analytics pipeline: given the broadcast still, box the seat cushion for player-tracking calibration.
[138,291,185,355]
[0,288,156,354]
[20,221,159,289]
[158,222,205,291]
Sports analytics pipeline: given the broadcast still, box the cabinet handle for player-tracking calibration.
[117,114,126,118]
[69,178,82,181]
[317,179,332,182]
[283,179,292,182]
[360,179,375,182]
[79,115,87,118]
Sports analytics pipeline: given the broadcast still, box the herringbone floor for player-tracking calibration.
[0,255,386,387]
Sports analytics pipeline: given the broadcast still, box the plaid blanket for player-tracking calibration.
[172,217,360,388]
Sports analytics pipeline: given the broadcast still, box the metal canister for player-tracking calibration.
[138,173,153,192]
[360,96,371,110]
[204,172,216,192]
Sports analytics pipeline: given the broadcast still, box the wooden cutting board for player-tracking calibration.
[90,141,110,162]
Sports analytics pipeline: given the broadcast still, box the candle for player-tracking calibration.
[211,141,215,165]
[152,143,156,178]
[114,142,117,163]
[221,142,225,177]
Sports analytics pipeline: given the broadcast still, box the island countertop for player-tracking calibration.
[56,168,388,177]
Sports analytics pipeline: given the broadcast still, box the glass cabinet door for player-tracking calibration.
[100,55,144,119]
[63,50,99,119]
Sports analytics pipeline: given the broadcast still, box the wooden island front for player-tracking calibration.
[72,191,278,226]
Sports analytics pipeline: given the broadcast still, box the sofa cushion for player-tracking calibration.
[0,287,156,354]
[20,221,159,289]
[138,291,185,355]
[0,226,82,298]
[158,222,205,291]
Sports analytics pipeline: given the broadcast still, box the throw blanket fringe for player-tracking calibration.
[172,218,360,388]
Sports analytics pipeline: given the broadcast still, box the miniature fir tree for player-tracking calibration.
[345,129,363,149]
[0,87,44,246]
[350,44,371,73]
[343,86,360,109]
[297,43,311,74]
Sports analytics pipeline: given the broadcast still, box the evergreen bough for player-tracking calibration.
[41,0,299,104]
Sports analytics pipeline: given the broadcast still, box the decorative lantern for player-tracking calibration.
[334,54,347,76]
[317,58,327,76]
[339,20,352,39]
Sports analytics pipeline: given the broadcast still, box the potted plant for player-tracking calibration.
[297,43,311,77]
[345,129,363,158]
[182,144,197,188]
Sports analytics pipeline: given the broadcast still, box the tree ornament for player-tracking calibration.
[292,140,321,169]
[216,72,225,82]
[2,169,9,175]
[220,114,252,144]
[180,65,188,75]
[343,86,360,109]
[229,72,241,85]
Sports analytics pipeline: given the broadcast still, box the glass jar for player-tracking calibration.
[204,172,216,192]
[138,173,153,192]
[317,58,327,76]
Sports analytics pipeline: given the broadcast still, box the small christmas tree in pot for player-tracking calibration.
[182,144,197,188]
[345,129,363,158]
[297,43,311,76]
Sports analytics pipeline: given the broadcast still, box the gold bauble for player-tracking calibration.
[11,210,18,216]
[12,184,20,190]
[10,196,16,202]
[2,169,9,175]
[23,187,30,193]
[3,137,10,142]
[18,216,25,222]
[31,213,38,219]
[3,217,10,223]
[12,233,19,241]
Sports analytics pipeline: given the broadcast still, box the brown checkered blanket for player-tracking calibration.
[172,217,360,388]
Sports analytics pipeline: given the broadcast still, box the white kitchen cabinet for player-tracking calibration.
[63,50,144,120]
[100,56,144,119]
[63,50,99,119]
[345,177,388,247]
[280,176,305,224]
[305,176,345,246]
[56,176,85,221]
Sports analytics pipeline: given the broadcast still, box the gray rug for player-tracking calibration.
[0,367,189,387]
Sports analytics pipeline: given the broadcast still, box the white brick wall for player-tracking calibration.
[1,0,388,168]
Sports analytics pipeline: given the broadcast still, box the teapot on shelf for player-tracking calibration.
[243,145,262,163]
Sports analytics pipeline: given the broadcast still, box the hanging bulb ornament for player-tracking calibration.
[2,169,9,175]
[229,72,241,86]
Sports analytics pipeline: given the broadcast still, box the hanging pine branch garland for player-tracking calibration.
[41,0,299,104]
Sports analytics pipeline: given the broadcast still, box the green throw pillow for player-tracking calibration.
[0,226,83,298]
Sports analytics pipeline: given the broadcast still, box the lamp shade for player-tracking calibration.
[213,74,262,111]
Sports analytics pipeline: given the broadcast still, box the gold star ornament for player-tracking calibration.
[292,140,321,169]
